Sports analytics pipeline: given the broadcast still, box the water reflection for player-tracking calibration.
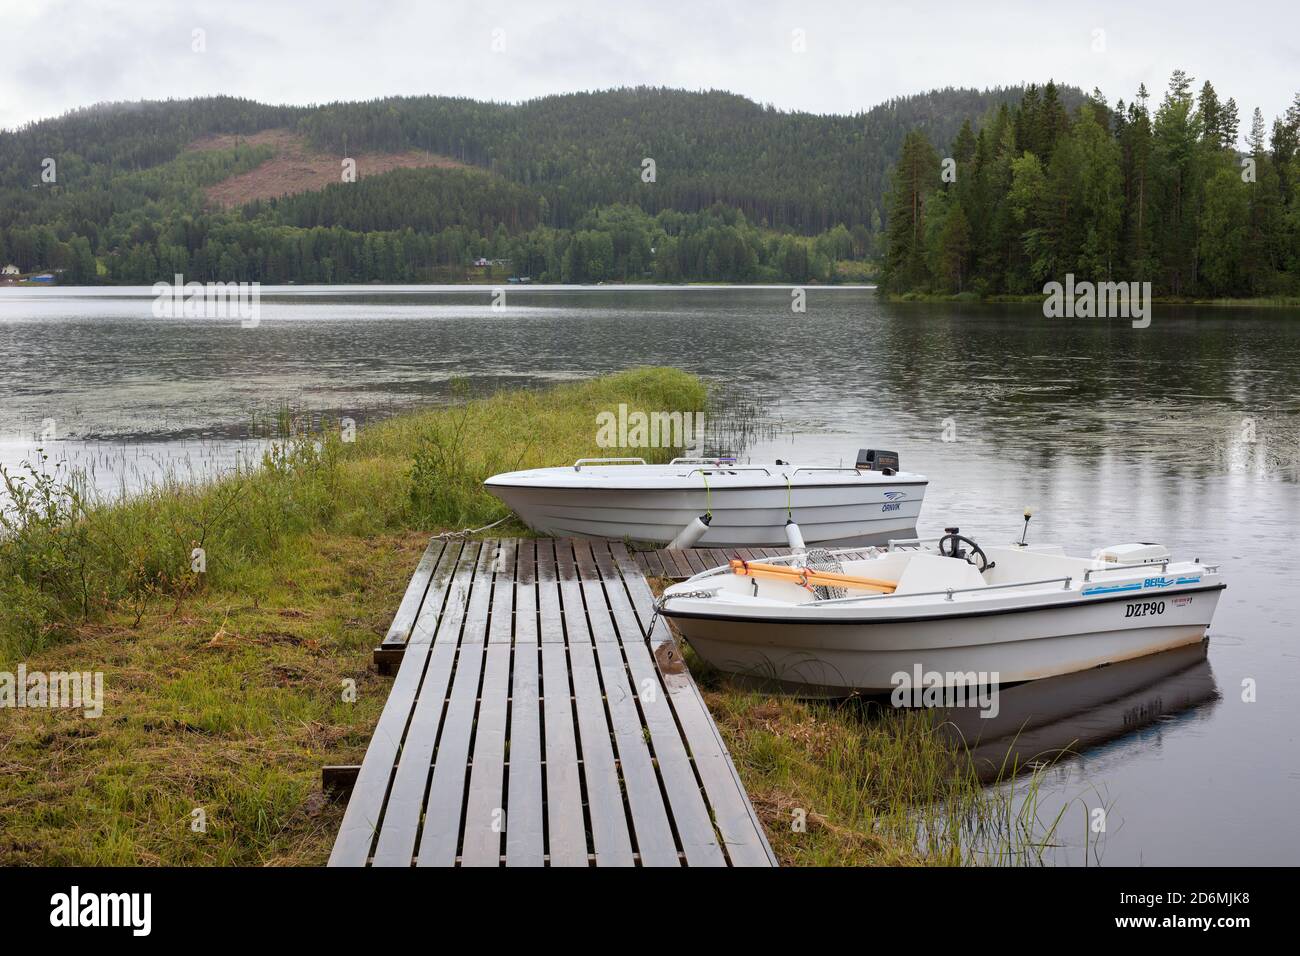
[938,642,1219,785]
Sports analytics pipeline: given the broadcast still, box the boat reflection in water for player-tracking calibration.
[934,640,1219,783]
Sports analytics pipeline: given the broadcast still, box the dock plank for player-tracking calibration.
[414,542,495,866]
[555,540,634,866]
[461,541,516,866]
[460,642,511,865]
[486,539,516,645]
[681,549,709,576]
[367,643,457,866]
[536,537,565,644]
[503,537,544,864]
[535,539,587,865]
[368,540,482,866]
[505,646,544,865]
[410,539,471,645]
[703,549,732,569]
[641,550,661,577]
[332,539,470,866]
[377,538,447,651]
[540,641,588,866]
[668,548,696,580]
[574,542,680,866]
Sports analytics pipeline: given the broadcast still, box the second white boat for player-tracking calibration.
[484,449,927,548]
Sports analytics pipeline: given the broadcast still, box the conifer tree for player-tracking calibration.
[1221,98,1241,149]
[1152,70,1203,294]
[1198,81,1223,146]
[883,130,939,291]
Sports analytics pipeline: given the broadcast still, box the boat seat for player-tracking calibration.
[979,546,1093,585]
[893,553,987,594]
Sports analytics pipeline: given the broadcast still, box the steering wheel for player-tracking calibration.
[938,532,991,572]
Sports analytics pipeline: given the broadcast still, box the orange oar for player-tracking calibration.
[729,559,897,593]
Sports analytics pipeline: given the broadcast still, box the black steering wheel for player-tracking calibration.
[937,532,992,572]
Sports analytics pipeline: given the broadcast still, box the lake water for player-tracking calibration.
[2,285,1297,865]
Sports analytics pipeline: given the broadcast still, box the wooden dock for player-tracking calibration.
[330,536,776,867]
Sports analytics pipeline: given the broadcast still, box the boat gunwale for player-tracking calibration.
[660,582,1227,626]
[484,476,932,491]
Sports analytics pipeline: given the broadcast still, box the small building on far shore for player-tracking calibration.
[1,264,19,277]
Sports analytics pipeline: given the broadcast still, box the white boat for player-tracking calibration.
[483,450,927,548]
[658,531,1225,696]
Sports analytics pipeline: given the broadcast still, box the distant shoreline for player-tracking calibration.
[8,284,1296,308]
[0,282,881,294]
[887,291,1300,309]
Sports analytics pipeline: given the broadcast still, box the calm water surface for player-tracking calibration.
[1,285,1297,865]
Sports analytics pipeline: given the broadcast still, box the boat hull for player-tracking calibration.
[485,480,926,547]
[664,585,1224,696]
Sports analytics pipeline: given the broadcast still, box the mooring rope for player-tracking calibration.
[432,515,512,539]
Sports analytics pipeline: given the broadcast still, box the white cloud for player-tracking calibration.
[1,0,1296,132]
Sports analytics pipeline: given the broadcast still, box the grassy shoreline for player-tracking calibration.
[2,368,1046,865]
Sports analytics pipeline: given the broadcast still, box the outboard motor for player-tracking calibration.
[856,448,900,476]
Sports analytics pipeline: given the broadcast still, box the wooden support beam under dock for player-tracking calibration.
[333,537,777,867]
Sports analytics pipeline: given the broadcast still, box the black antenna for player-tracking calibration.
[1019,507,1034,546]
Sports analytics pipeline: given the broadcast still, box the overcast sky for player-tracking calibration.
[3,0,1297,138]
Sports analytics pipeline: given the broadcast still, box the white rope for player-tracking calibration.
[432,515,512,540]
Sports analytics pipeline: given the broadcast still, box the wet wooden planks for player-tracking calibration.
[372,537,453,673]
[329,537,776,867]
[632,545,877,580]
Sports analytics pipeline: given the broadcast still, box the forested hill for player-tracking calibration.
[289,86,1068,231]
[0,85,1080,285]
[883,74,1300,299]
